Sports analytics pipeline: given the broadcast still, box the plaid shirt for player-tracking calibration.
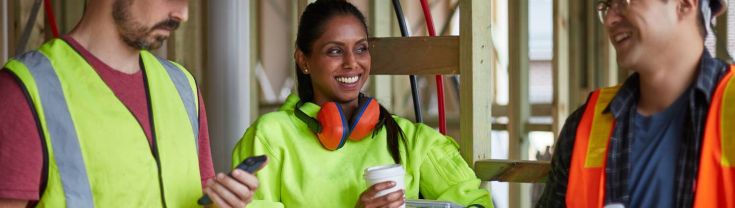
[536,51,730,208]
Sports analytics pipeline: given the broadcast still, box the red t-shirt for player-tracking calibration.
[0,36,215,202]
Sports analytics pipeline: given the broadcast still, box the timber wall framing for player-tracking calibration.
[2,0,735,207]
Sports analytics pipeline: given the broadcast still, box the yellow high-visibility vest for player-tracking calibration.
[3,39,201,208]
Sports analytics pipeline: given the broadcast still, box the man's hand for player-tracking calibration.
[355,181,405,208]
[0,199,27,208]
[203,169,260,208]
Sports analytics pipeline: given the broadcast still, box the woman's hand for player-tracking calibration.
[355,181,405,208]
[203,169,260,208]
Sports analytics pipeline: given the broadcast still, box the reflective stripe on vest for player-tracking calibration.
[566,85,619,208]
[16,51,94,208]
[3,39,201,207]
[694,67,735,208]
[157,56,199,150]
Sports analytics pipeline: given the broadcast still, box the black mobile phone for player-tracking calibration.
[197,155,268,205]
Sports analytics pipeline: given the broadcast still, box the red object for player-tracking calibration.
[694,67,735,208]
[419,0,447,135]
[43,0,60,37]
[348,98,380,141]
[567,89,615,208]
[316,102,349,151]
[568,68,735,207]
[0,36,215,202]
[314,98,380,151]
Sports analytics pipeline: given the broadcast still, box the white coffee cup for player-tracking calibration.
[604,203,625,208]
[364,164,406,207]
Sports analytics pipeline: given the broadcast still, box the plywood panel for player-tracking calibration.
[370,36,458,75]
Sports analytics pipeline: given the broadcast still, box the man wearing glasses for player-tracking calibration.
[538,0,733,207]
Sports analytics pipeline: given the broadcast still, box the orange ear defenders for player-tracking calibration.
[295,95,381,150]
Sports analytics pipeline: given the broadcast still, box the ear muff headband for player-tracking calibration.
[294,101,321,133]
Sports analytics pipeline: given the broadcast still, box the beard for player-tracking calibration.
[112,0,180,50]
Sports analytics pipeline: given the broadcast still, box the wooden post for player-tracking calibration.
[458,0,492,168]
[552,0,570,136]
[1,0,9,63]
[508,0,530,161]
[369,0,393,111]
[508,0,530,207]
[567,0,583,109]
[585,1,598,93]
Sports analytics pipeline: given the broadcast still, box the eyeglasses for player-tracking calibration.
[596,0,631,23]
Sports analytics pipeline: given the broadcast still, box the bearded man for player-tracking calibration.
[0,1,258,207]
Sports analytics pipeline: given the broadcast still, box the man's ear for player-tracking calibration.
[678,0,699,20]
[294,49,309,74]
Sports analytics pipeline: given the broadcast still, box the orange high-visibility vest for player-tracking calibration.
[566,85,619,208]
[694,66,735,208]
[566,66,735,208]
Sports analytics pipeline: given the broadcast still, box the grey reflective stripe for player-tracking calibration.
[16,51,94,208]
[157,57,199,150]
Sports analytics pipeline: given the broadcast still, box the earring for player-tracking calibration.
[304,67,309,73]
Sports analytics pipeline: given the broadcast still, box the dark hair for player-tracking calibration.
[295,0,406,164]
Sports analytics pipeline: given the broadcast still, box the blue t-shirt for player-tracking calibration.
[628,91,689,208]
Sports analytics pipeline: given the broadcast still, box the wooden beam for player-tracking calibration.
[567,0,583,109]
[585,1,597,92]
[474,159,550,183]
[424,118,553,132]
[508,0,530,160]
[458,0,492,167]
[552,0,570,137]
[1,0,10,63]
[492,123,553,132]
[370,36,459,75]
[492,104,552,117]
[368,0,394,111]
[509,0,531,206]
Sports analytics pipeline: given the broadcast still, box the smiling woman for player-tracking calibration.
[231,0,493,208]
[295,15,371,107]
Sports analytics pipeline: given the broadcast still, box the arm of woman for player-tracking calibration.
[416,125,493,207]
[231,125,285,208]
